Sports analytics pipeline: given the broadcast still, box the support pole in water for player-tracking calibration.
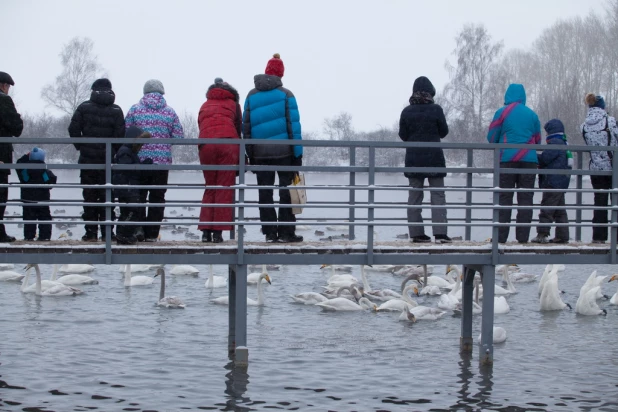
[233,264,248,365]
[460,265,476,353]
[228,265,236,356]
[479,265,496,366]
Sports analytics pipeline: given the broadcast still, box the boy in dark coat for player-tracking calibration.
[531,119,571,244]
[113,126,152,245]
[16,148,57,241]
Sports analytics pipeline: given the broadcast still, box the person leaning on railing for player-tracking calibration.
[581,93,618,244]
[398,76,451,244]
[486,83,541,244]
[0,71,23,243]
[197,78,242,244]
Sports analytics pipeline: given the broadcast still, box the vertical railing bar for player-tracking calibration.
[105,142,112,265]
[349,147,356,241]
[611,147,617,264]
[237,140,246,264]
[492,148,500,264]
[576,152,583,242]
[465,148,473,241]
[367,147,375,265]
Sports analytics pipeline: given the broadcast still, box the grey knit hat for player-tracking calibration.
[143,79,165,95]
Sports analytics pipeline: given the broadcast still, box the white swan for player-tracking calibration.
[0,263,14,270]
[449,264,513,298]
[358,265,401,301]
[247,265,270,285]
[205,264,227,289]
[392,265,434,277]
[320,264,359,285]
[609,275,618,305]
[316,297,377,312]
[0,269,24,282]
[155,267,185,308]
[408,305,446,321]
[59,264,95,274]
[290,292,329,305]
[494,296,510,314]
[25,264,83,296]
[538,264,558,296]
[539,270,571,311]
[118,264,158,273]
[376,285,419,312]
[21,265,64,294]
[170,264,199,276]
[575,286,607,316]
[51,264,98,285]
[365,264,405,273]
[212,273,271,306]
[124,264,155,287]
[580,270,609,300]
[479,326,507,344]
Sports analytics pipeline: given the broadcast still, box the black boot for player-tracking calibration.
[212,230,224,243]
[202,230,212,243]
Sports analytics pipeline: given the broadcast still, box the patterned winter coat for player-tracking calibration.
[198,83,241,139]
[242,74,302,161]
[0,91,24,175]
[581,107,618,171]
[487,84,541,164]
[124,93,184,164]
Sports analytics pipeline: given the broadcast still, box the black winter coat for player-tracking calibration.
[0,92,23,175]
[68,89,125,164]
[15,155,57,203]
[112,144,145,200]
[538,135,570,189]
[398,81,448,178]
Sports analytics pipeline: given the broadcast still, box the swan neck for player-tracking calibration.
[52,264,58,281]
[159,271,165,300]
[21,267,31,292]
[257,276,264,305]
[35,264,42,295]
[361,265,371,291]
[124,264,131,286]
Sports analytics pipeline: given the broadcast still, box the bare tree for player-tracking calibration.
[41,37,105,116]
[173,111,199,164]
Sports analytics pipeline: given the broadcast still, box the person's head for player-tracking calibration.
[143,79,165,95]
[544,119,565,136]
[0,71,15,94]
[91,78,112,91]
[29,147,45,162]
[504,84,526,105]
[265,53,285,78]
[585,93,605,110]
[125,126,152,153]
[412,76,436,96]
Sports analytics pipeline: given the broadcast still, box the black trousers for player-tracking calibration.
[591,175,612,242]
[81,170,116,237]
[0,174,7,237]
[537,191,569,240]
[255,157,295,237]
[138,170,169,239]
[498,162,537,243]
[23,204,52,240]
[116,195,139,238]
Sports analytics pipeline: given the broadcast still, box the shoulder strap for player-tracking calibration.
[605,115,613,160]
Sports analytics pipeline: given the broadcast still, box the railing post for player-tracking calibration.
[228,265,236,356]
[237,140,246,262]
[465,148,473,241]
[492,148,500,264]
[233,264,248,365]
[105,141,112,265]
[367,147,375,265]
[576,152,583,242]
[460,265,475,353]
[479,264,496,366]
[611,148,617,264]
[348,146,356,241]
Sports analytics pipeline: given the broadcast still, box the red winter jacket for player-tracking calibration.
[198,83,242,139]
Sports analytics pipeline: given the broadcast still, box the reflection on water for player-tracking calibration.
[224,361,250,411]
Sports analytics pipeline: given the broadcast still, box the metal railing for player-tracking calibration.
[0,136,616,266]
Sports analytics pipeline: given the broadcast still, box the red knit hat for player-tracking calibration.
[265,53,285,77]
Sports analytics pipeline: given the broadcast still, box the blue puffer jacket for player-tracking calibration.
[242,74,302,160]
[487,84,541,164]
[538,134,571,189]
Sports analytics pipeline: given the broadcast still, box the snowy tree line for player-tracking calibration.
[17,0,618,170]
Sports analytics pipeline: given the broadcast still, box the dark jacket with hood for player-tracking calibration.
[112,127,152,200]
[68,88,125,164]
[538,134,571,189]
[398,76,449,178]
[198,82,242,139]
[16,154,57,203]
[242,74,302,161]
[0,91,24,175]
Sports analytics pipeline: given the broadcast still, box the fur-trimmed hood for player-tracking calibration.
[206,82,239,102]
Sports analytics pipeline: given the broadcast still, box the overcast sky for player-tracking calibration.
[4,0,606,135]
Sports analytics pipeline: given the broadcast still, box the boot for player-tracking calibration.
[212,230,224,243]
[202,230,212,243]
[134,226,145,242]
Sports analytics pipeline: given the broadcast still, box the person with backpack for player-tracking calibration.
[581,94,618,244]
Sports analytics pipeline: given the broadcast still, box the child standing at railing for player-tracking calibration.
[531,119,571,244]
[16,147,57,241]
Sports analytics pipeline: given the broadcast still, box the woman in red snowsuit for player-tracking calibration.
[197,78,242,243]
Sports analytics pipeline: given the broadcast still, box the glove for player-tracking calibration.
[291,155,302,167]
[142,158,153,165]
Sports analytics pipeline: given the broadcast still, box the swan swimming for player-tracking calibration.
[51,265,98,285]
[538,264,559,296]
[21,265,65,294]
[247,265,270,285]
[170,264,199,276]
[124,264,155,287]
[494,296,510,314]
[316,297,377,312]
[25,264,83,296]
[478,326,507,344]
[400,305,446,321]
[205,264,227,289]
[290,292,329,305]
[320,264,358,286]
[0,268,24,282]
[358,265,401,301]
[539,270,571,311]
[212,273,271,306]
[575,286,607,316]
[609,275,618,305]
[155,267,185,308]
[376,285,419,312]
[59,264,95,274]
[118,264,158,273]
[579,271,609,300]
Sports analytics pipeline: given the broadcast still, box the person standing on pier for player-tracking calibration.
[197,78,242,243]
[398,76,451,243]
[243,53,303,243]
[581,94,618,244]
[69,78,124,242]
[487,83,541,244]
[531,119,571,244]
[125,79,184,242]
[0,71,23,242]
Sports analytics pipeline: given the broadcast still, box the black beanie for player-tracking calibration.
[92,78,112,90]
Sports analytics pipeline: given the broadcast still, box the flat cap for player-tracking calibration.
[0,72,15,86]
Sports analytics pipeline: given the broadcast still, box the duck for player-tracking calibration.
[205,264,227,289]
[170,264,199,276]
[608,275,618,305]
[154,267,185,308]
[212,273,271,306]
[59,264,95,274]
[539,270,572,311]
[124,264,155,287]
[316,296,376,312]
[376,285,419,312]
[575,285,607,316]
[478,327,507,344]
[24,264,83,296]
[51,264,98,285]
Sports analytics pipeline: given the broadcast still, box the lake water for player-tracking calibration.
[1,172,616,411]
